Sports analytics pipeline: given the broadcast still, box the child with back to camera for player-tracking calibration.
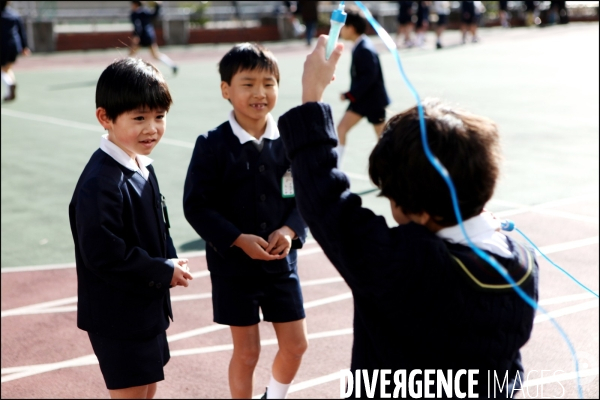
[336,6,390,169]
[278,35,539,397]
[69,58,193,399]
[183,43,309,399]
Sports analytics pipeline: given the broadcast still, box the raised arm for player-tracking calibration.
[278,36,393,290]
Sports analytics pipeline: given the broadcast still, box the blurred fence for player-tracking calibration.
[9,1,599,52]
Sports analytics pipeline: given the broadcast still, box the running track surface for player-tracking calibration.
[2,197,599,398]
[2,25,599,399]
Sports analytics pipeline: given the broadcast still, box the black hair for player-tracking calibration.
[1,1,8,13]
[369,99,501,226]
[218,42,280,85]
[344,6,367,35]
[131,1,142,7]
[95,58,173,121]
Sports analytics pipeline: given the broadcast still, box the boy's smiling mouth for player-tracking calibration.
[251,103,267,110]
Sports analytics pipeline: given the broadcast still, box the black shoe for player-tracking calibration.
[436,42,442,49]
[3,84,16,102]
[260,387,268,399]
[172,65,178,75]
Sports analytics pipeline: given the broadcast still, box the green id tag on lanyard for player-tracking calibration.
[281,168,295,198]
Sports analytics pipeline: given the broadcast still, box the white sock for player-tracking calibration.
[158,53,176,68]
[267,376,291,399]
[334,144,345,169]
[1,71,14,86]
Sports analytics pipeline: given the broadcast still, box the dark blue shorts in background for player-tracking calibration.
[88,331,170,390]
[347,102,387,125]
[211,270,305,326]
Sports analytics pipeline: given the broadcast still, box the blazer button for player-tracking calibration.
[258,165,265,173]
[260,194,266,202]
[149,281,155,287]
[260,222,267,230]
[156,282,162,289]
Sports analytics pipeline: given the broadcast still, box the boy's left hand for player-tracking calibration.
[265,226,296,258]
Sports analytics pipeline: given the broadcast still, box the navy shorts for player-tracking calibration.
[88,331,170,390]
[347,102,387,125]
[437,14,448,26]
[210,270,305,326]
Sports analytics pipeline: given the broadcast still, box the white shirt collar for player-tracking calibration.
[436,212,513,258]
[353,34,367,50]
[100,134,153,180]
[228,111,279,145]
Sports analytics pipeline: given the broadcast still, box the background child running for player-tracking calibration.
[183,43,309,399]
[0,0,30,102]
[278,36,539,397]
[336,6,390,169]
[129,1,178,75]
[69,58,192,399]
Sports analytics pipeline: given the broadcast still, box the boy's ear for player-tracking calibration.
[96,107,112,130]
[220,81,230,100]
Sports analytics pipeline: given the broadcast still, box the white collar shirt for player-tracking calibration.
[352,34,367,51]
[100,134,153,180]
[228,110,280,145]
[435,212,513,258]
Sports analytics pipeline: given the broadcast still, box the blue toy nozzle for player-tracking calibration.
[326,1,347,60]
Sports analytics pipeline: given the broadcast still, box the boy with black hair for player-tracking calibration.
[336,6,390,169]
[183,42,309,399]
[69,58,193,399]
[278,35,538,397]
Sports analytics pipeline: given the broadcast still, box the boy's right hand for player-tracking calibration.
[233,234,279,261]
[170,258,193,288]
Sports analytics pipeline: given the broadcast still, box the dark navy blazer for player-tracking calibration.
[278,103,538,397]
[1,6,28,64]
[183,121,308,277]
[343,36,390,112]
[69,150,176,340]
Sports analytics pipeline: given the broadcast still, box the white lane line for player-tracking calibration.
[1,327,353,383]
[537,236,599,255]
[3,296,598,383]
[303,292,352,309]
[1,262,78,273]
[1,240,321,274]
[534,300,599,324]
[1,275,347,317]
[538,292,599,306]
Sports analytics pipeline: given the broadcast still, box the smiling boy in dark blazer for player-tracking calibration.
[183,43,308,399]
[69,58,192,399]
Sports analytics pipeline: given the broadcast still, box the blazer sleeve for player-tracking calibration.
[284,205,308,249]
[345,47,379,103]
[278,102,395,291]
[183,135,243,255]
[75,175,174,298]
[17,15,28,49]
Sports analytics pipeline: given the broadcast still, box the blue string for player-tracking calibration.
[351,1,584,397]
[515,228,599,298]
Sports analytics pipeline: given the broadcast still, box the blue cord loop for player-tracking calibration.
[350,1,587,397]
